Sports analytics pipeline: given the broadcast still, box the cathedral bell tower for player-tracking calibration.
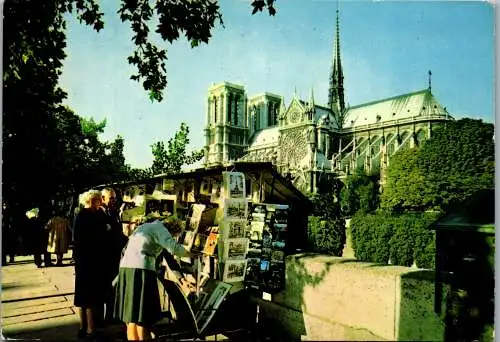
[203,82,248,167]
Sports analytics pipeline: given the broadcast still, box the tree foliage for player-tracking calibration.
[5,0,277,104]
[149,123,205,176]
[307,183,346,256]
[380,148,433,212]
[340,169,379,217]
[3,0,276,212]
[381,119,495,213]
[308,216,346,256]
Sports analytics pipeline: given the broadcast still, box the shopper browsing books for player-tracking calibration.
[113,212,197,341]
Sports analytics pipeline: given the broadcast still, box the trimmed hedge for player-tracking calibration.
[308,215,346,256]
[351,211,441,268]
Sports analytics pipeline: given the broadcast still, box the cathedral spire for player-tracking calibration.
[309,87,315,107]
[328,5,345,115]
[428,70,432,92]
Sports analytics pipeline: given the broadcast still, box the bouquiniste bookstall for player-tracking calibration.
[108,162,312,338]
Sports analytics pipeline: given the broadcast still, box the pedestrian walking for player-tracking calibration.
[26,208,52,268]
[45,213,71,266]
[2,203,18,265]
[113,213,195,341]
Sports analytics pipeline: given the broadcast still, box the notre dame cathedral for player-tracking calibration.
[202,10,452,193]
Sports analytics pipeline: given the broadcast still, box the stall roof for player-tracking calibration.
[96,162,312,211]
[431,189,495,234]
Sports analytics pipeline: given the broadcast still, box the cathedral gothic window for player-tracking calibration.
[213,97,218,124]
[233,95,239,126]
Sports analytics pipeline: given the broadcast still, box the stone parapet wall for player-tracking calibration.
[254,254,446,341]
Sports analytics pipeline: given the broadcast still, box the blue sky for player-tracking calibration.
[60,0,495,169]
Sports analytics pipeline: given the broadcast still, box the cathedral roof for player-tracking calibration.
[343,88,450,129]
[247,126,280,150]
[296,100,337,128]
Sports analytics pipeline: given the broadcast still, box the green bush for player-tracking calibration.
[389,216,415,266]
[351,212,438,268]
[350,212,380,262]
[373,219,392,264]
[308,215,346,256]
[413,212,441,269]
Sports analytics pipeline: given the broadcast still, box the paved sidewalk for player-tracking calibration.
[1,254,124,341]
[1,255,263,341]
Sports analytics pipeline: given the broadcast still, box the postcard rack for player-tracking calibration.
[121,171,291,337]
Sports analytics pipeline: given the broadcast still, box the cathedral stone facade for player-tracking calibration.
[202,10,452,193]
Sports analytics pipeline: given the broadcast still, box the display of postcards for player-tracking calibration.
[181,230,197,249]
[211,181,222,202]
[247,248,262,258]
[184,183,196,202]
[262,231,273,248]
[191,233,208,252]
[251,213,265,222]
[225,220,247,239]
[252,203,267,214]
[222,259,247,283]
[247,257,261,268]
[190,204,206,221]
[265,210,275,222]
[203,227,219,256]
[223,199,248,220]
[260,262,285,293]
[274,209,289,225]
[195,280,233,333]
[249,240,262,249]
[245,258,261,282]
[259,259,270,272]
[272,241,286,250]
[261,247,272,258]
[186,204,205,232]
[225,238,249,260]
[200,179,211,195]
[222,172,246,199]
[273,223,288,232]
[249,221,264,242]
[270,250,285,263]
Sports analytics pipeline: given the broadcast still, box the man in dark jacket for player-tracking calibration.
[26,208,52,268]
[100,188,128,324]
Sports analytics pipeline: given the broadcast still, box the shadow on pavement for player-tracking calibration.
[3,320,127,342]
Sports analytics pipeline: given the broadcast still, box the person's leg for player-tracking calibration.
[93,302,105,328]
[34,254,42,267]
[56,253,63,265]
[85,308,96,334]
[126,323,139,341]
[136,324,151,341]
[44,252,53,266]
[77,307,87,337]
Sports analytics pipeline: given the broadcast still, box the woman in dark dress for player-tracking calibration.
[73,190,108,339]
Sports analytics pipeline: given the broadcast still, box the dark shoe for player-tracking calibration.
[85,331,102,341]
[77,329,86,339]
[45,263,54,267]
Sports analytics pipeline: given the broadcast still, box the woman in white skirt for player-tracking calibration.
[114,214,193,341]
